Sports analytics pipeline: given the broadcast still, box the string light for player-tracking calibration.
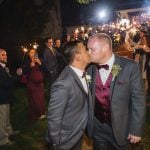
[33,42,39,50]
[22,47,28,53]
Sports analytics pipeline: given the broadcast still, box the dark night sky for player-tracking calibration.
[0,0,148,46]
[0,0,149,69]
[0,0,149,28]
[0,0,149,40]
[60,0,149,26]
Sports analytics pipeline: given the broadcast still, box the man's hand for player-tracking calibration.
[16,68,22,76]
[127,134,141,144]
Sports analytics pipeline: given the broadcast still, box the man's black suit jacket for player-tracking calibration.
[0,65,19,104]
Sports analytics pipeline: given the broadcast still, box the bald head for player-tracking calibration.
[87,33,113,64]
[88,33,112,50]
[0,48,5,53]
[0,48,7,64]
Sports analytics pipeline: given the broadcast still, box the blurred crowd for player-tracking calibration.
[60,22,150,95]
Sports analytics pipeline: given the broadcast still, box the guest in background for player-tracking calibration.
[71,31,79,41]
[61,34,71,49]
[54,38,66,75]
[125,27,140,51]
[140,35,150,94]
[54,38,61,53]
[134,35,150,94]
[42,37,58,89]
[21,49,46,122]
[0,48,22,146]
[146,52,150,97]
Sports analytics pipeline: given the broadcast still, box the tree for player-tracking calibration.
[76,0,96,4]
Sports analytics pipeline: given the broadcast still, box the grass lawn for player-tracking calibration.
[0,84,48,150]
[0,84,150,150]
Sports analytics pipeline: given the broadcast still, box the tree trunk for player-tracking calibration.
[40,0,62,39]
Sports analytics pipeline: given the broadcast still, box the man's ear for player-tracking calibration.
[75,53,81,61]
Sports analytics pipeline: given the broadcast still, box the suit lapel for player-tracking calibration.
[67,66,88,95]
[89,65,97,97]
[0,64,10,77]
[87,65,97,108]
[68,65,94,137]
[110,55,123,101]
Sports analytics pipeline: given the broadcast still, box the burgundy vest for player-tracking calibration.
[95,69,112,124]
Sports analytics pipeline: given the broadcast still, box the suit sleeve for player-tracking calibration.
[47,80,69,145]
[42,50,50,73]
[129,63,146,136]
[0,73,19,89]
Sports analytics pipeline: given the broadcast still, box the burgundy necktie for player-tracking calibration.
[97,64,109,70]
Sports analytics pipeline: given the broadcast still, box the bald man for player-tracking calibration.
[0,49,22,146]
[87,33,145,150]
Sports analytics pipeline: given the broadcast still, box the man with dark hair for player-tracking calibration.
[87,33,145,150]
[47,41,92,150]
[43,37,58,88]
[54,38,66,75]
[54,38,61,52]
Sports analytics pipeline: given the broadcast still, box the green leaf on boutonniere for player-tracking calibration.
[111,64,121,78]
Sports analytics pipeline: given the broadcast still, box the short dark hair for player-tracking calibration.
[63,40,82,64]
[45,37,53,43]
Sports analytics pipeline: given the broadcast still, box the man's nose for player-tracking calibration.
[88,49,92,54]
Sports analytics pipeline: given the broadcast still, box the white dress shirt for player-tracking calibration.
[99,54,115,85]
[70,66,88,93]
[0,62,6,68]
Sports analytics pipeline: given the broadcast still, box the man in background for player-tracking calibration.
[54,38,66,75]
[43,37,58,88]
[0,48,22,146]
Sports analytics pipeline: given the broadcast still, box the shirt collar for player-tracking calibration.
[99,54,114,70]
[0,62,6,68]
[69,65,84,78]
[48,46,53,50]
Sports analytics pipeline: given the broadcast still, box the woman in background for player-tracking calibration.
[21,49,46,122]
[134,35,150,95]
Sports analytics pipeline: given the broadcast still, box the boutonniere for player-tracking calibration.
[111,64,121,80]
[85,74,91,83]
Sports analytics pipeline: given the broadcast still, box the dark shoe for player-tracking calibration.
[0,140,15,146]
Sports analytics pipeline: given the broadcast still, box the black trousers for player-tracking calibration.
[47,71,58,99]
[93,117,128,150]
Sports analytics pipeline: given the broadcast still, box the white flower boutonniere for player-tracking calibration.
[85,74,91,83]
[111,64,121,80]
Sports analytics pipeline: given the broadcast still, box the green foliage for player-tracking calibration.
[0,0,52,42]
[0,84,47,150]
[76,0,95,4]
